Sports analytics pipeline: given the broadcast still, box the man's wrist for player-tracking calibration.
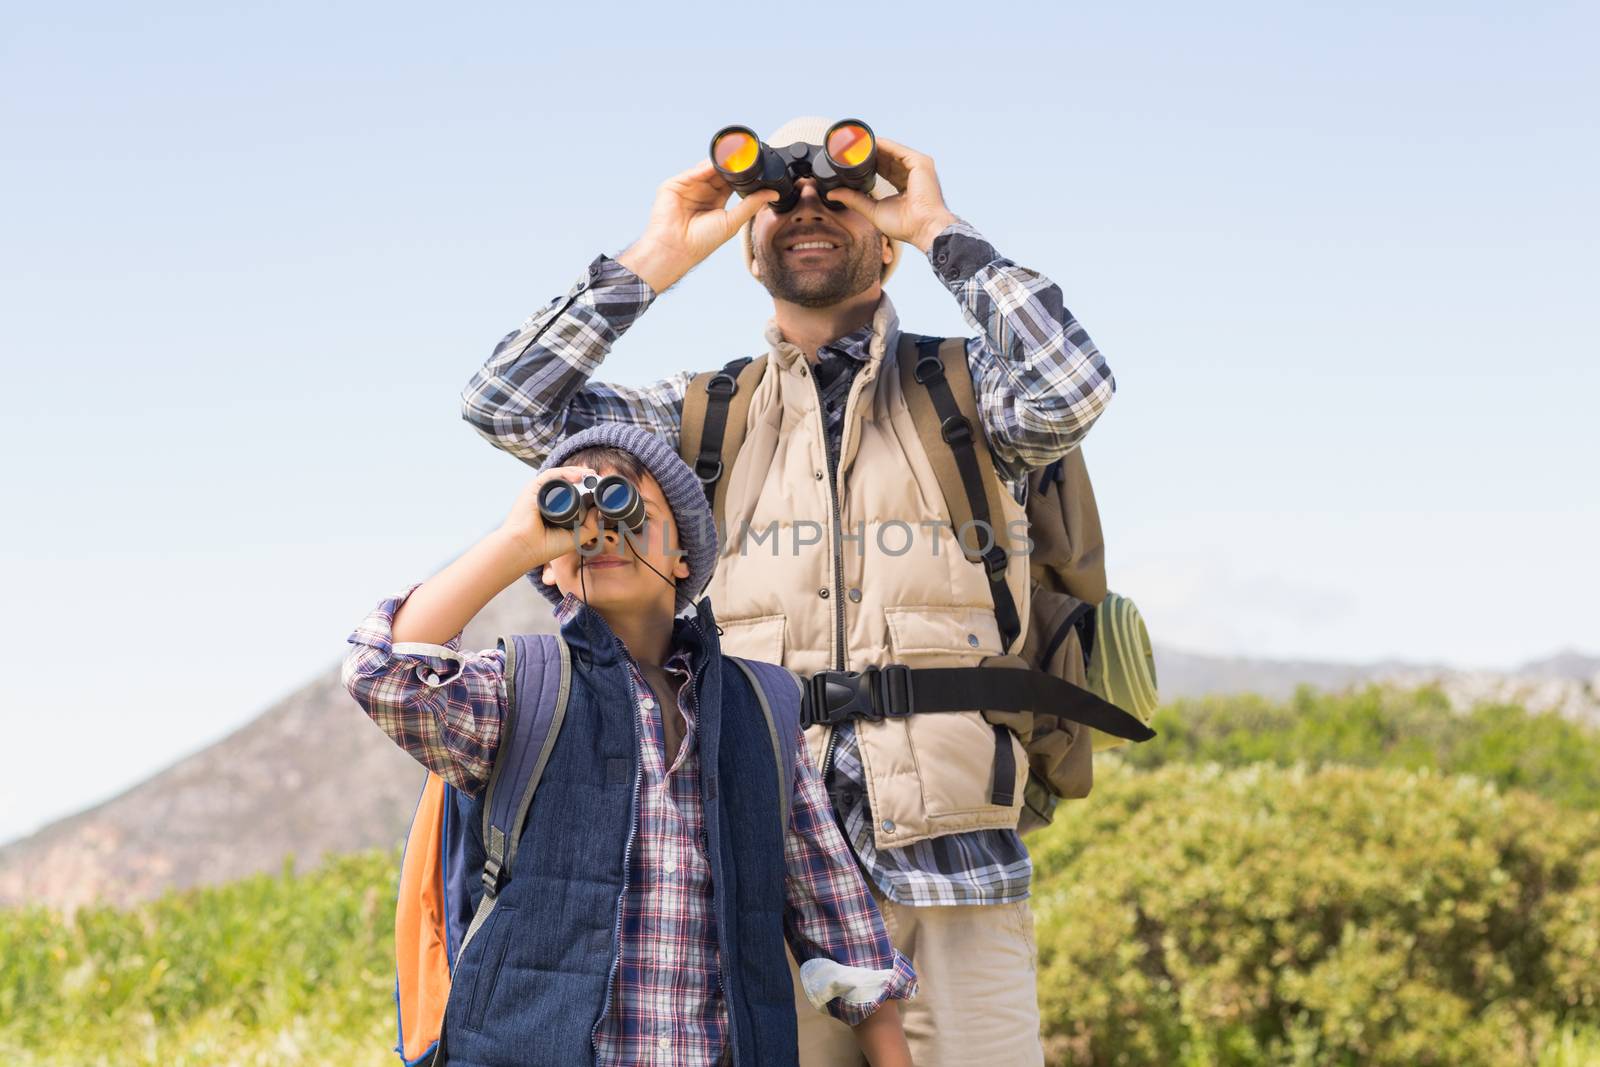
[910,209,959,254]
[615,238,693,295]
[927,220,999,286]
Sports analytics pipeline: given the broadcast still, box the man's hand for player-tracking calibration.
[829,136,959,254]
[617,162,780,293]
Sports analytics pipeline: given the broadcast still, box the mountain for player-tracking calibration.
[1152,648,1434,702]
[1,584,1594,911]
[1155,647,1600,727]
[0,581,559,912]
[1516,650,1600,682]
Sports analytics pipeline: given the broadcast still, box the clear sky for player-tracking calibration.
[3,1,1595,845]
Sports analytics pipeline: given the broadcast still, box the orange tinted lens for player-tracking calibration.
[713,130,760,175]
[826,123,873,167]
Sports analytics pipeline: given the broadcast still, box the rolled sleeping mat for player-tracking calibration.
[1088,592,1160,751]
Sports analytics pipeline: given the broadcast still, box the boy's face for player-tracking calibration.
[541,464,690,617]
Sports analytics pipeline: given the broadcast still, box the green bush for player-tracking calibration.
[0,852,396,1065]
[1029,761,1600,1066]
[1123,685,1600,811]
[5,713,1600,1066]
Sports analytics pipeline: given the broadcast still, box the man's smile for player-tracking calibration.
[778,225,848,260]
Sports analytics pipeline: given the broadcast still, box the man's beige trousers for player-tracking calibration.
[788,890,1045,1067]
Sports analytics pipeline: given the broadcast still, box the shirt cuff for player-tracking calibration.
[581,253,659,330]
[346,583,469,683]
[927,219,1001,288]
[801,951,919,1026]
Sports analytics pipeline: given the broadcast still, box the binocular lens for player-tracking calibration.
[597,480,633,513]
[825,122,874,169]
[543,482,578,511]
[712,128,761,177]
[538,479,583,527]
[595,474,646,531]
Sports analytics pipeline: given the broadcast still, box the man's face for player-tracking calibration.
[541,465,689,616]
[749,179,891,309]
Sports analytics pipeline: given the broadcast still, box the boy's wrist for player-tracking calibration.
[851,1002,912,1067]
[486,525,546,580]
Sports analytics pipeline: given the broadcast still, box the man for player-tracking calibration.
[460,117,1115,1067]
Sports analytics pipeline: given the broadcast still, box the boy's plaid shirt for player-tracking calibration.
[343,588,915,1066]
[456,222,1115,908]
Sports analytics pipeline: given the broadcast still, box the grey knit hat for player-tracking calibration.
[532,424,718,614]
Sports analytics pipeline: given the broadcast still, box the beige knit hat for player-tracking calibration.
[739,116,901,284]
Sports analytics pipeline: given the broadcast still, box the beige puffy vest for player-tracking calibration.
[694,297,1032,850]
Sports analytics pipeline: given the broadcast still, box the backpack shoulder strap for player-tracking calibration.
[895,332,1023,652]
[680,354,768,530]
[419,633,572,1066]
[726,657,802,828]
[463,633,572,946]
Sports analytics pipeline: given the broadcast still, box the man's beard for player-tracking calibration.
[754,231,881,309]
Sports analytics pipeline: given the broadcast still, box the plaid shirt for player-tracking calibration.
[461,220,1115,500]
[458,221,1115,906]
[343,588,915,1066]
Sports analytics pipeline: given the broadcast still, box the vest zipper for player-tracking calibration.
[684,616,744,1067]
[810,370,849,782]
[810,371,849,672]
[583,608,646,1057]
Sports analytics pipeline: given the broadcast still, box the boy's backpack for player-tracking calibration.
[679,334,1160,834]
[392,633,804,1067]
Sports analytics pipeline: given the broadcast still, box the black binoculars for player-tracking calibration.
[710,119,878,214]
[537,473,646,534]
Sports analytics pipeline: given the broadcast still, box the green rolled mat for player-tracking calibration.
[1087,592,1160,751]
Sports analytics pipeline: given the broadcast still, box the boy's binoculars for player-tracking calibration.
[710,119,878,214]
[537,474,646,534]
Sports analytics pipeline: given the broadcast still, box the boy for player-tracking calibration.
[343,424,916,1067]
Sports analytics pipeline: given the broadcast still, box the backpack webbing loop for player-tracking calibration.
[691,359,750,500]
[679,354,766,526]
[989,725,1017,807]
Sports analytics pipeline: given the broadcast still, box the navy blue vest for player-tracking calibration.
[441,597,799,1067]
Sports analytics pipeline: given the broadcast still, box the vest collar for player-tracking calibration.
[763,294,903,374]
[552,591,722,673]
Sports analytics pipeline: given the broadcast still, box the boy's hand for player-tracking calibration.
[499,467,603,570]
[391,471,600,646]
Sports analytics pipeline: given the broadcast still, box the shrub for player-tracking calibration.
[0,852,396,1065]
[6,733,1600,1066]
[1123,685,1600,811]
[1029,762,1600,1066]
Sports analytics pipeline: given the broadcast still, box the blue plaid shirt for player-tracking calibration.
[460,221,1115,906]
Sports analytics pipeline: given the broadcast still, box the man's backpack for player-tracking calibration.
[391,634,804,1067]
[679,334,1159,834]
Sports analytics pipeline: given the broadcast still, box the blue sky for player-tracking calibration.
[2,1,1595,844]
